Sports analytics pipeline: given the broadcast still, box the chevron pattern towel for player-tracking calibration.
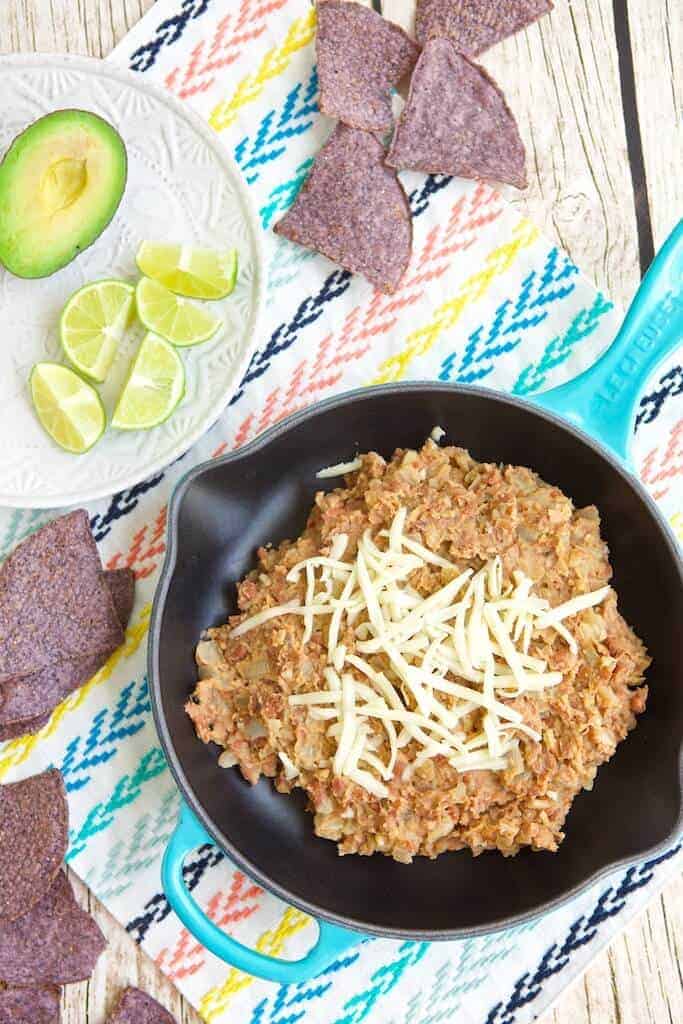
[1,2,680,1021]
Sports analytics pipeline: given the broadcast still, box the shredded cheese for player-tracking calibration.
[231,506,611,799]
[536,586,611,628]
[277,751,299,780]
[316,458,363,479]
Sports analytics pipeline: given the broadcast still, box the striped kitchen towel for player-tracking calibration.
[1,1,680,1022]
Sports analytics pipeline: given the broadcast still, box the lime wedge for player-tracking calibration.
[136,242,238,300]
[30,362,106,454]
[112,332,185,430]
[60,279,135,382]
[136,276,222,347]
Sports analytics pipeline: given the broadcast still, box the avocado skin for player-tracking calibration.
[0,109,128,279]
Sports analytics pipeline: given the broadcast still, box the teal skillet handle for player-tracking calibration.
[532,219,683,465]
[162,804,363,983]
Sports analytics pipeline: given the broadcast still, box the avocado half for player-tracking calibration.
[0,109,127,279]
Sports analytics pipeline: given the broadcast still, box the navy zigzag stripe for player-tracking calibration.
[636,364,683,429]
[90,473,166,542]
[128,0,212,73]
[126,843,224,943]
[485,843,682,1024]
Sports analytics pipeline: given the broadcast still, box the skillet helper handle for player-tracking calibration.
[532,218,683,464]
[162,804,362,983]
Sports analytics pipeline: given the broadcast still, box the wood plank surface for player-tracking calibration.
[627,0,683,250]
[386,0,642,306]
[1,1,681,1023]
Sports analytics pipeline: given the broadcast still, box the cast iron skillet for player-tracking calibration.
[150,222,683,982]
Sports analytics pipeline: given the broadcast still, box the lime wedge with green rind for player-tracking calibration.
[30,362,106,454]
[60,279,135,382]
[136,241,238,300]
[112,332,185,430]
[136,276,222,347]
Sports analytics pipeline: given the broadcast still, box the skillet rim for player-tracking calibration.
[149,381,683,940]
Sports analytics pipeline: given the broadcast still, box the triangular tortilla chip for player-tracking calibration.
[415,0,553,54]
[105,567,136,631]
[317,1,419,132]
[0,510,123,685]
[0,770,68,922]
[0,711,50,741]
[386,39,527,189]
[0,651,106,726]
[0,567,135,727]
[0,871,105,985]
[275,124,412,293]
[0,986,60,1024]
[107,987,177,1024]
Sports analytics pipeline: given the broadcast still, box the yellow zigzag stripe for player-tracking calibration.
[199,907,311,1020]
[0,604,152,779]
[208,8,317,133]
[371,219,540,384]
[670,511,683,541]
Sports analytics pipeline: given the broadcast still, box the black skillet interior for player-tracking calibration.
[152,385,683,937]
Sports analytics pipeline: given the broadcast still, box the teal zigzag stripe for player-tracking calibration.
[0,508,52,559]
[60,677,152,792]
[250,951,362,1024]
[248,941,427,1024]
[513,293,614,395]
[260,158,313,229]
[66,746,168,861]
[85,785,181,900]
[335,941,429,1024]
[268,237,314,295]
[402,921,540,1024]
[234,68,318,186]
[439,247,578,384]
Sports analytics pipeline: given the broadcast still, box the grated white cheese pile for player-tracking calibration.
[232,507,610,799]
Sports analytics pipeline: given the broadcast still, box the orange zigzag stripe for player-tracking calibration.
[105,506,167,579]
[233,183,503,446]
[165,0,289,100]
[640,419,683,501]
[156,873,263,980]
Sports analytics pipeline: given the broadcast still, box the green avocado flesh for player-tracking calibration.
[0,109,127,279]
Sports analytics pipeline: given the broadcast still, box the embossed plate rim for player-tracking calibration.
[0,52,265,509]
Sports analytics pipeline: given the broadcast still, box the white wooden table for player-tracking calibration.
[2,1,682,1022]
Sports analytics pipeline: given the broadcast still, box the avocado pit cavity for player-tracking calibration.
[41,158,88,215]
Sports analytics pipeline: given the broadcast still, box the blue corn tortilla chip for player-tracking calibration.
[415,0,553,54]
[0,651,108,725]
[105,567,135,631]
[107,987,177,1024]
[274,124,412,293]
[317,0,419,132]
[0,711,50,742]
[386,39,527,189]
[0,510,123,685]
[0,567,134,728]
[0,985,60,1024]
[0,769,68,921]
[0,870,105,984]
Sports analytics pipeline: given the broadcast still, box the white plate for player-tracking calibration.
[0,54,265,509]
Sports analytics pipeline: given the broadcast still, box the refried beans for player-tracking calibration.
[186,440,649,863]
